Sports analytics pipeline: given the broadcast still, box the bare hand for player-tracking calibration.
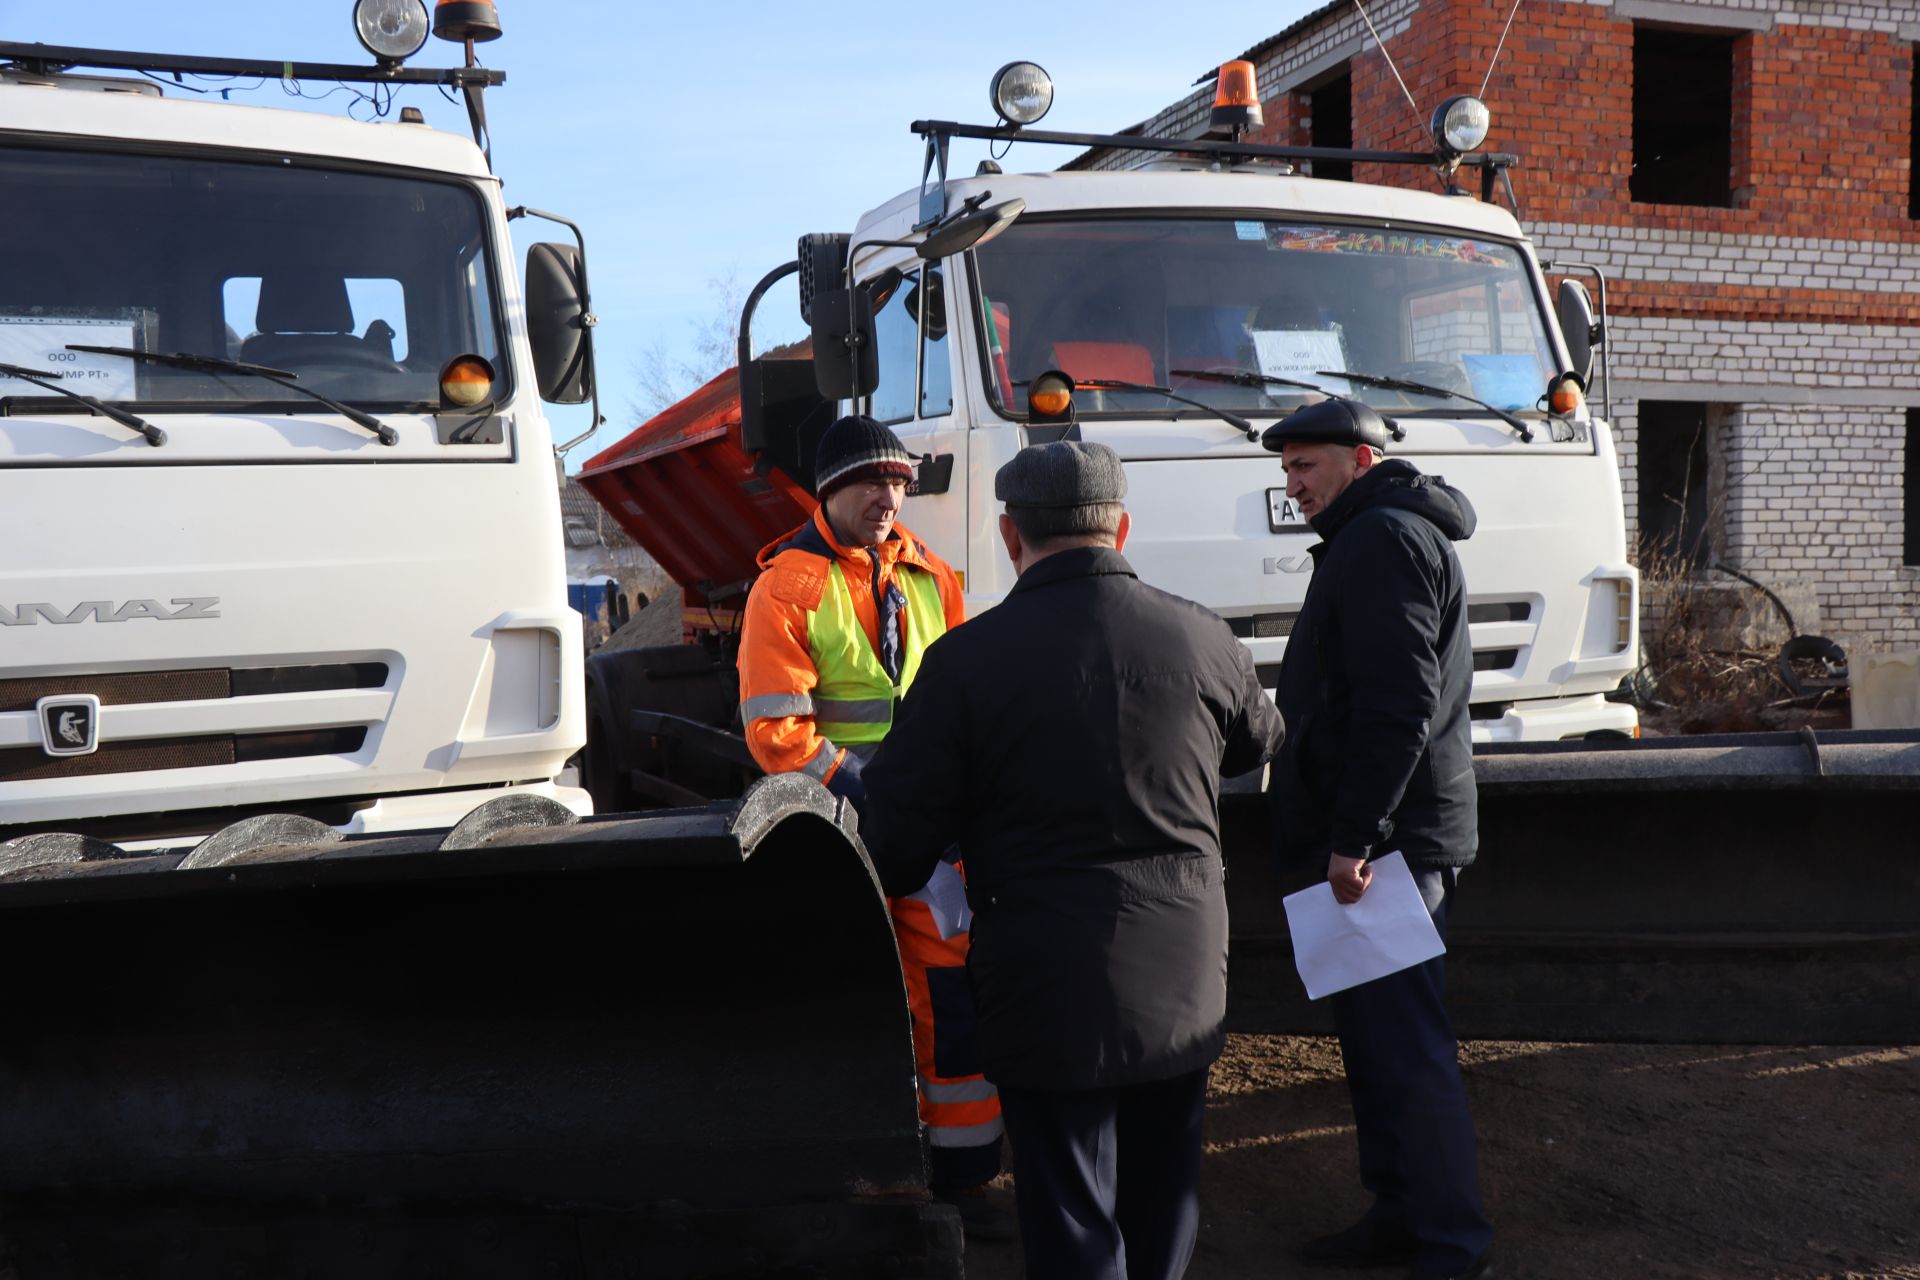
[1329,854,1371,905]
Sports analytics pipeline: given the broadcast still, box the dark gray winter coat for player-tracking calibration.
[861,546,1284,1091]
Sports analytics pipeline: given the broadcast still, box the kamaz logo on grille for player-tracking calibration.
[0,598,220,626]
[35,694,100,758]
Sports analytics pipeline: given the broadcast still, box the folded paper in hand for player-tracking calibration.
[1281,851,1446,999]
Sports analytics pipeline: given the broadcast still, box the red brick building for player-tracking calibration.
[1079,0,1920,654]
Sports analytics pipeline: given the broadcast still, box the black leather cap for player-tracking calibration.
[1259,397,1390,453]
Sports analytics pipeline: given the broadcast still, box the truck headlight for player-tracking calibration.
[1582,575,1636,658]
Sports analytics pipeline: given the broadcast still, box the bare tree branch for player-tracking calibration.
[627,270,745,423]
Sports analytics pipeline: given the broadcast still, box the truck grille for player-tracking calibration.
[0,727,367,784]
[1472,649,1520,672]
[0,663,388,712]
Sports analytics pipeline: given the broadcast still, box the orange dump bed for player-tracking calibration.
[577,368,815,612]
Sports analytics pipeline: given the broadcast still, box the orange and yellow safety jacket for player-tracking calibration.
[738,506,965,796]
[740,506,1001,1157]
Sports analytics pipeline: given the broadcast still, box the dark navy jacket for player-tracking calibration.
[1268,458,1479,870]
[861,547,1284,1091]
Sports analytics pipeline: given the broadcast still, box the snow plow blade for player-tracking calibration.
[1225,729,1920,1046]
[0,776,958,1279]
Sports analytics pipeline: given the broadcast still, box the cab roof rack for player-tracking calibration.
[0,41,503,162]
[0,41,502,89]
[910,119,1521,227]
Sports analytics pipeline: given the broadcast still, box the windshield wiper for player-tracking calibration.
[1317,369,1533,443]
[0,361,166,446]
[1169,366,1327,396]
[1072,378,1258,442]
[1169,367,1408,442]
[68,345,398,446]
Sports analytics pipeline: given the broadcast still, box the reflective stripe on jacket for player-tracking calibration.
[738,507,964,782]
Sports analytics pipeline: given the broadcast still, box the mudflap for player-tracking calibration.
[0,776,959,1279]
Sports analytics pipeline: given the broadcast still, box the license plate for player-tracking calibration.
[1267,488,1306,532]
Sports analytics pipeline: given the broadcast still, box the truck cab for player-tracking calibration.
[754,77,1638,744]
[845,173,1635,741]
[0,41,594,845]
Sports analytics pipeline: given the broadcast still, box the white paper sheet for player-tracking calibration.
[0,316,139,401]
[1251,328,1349,393]
[1282,851,1446,1000]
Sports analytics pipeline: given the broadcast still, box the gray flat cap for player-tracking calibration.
[994,441,1128,509]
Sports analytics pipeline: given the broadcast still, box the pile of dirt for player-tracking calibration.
[962,1034,1920,1279]
[599,585,685,653]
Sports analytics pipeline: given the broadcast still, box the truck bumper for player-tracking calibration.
[1472,693,1639,744]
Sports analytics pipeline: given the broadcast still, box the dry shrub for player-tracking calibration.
[1632,537,1845,736]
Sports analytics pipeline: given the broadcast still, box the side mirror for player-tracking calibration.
[525,242,593,404]
[916,196,1026,260]
[1556,278,1599,383]
[810,287,878,400]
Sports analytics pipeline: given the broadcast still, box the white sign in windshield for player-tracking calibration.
[1253,328,1349,395]
[0,317,139,401]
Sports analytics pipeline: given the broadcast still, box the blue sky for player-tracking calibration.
[5,1,1320,462]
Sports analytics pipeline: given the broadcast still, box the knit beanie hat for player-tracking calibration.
[815,415,916,495]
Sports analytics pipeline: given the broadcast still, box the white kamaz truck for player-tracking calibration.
[596,58,1639,806]
[0,17,964,1278]
[0,21,596,846]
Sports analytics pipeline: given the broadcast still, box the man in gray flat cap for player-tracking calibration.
[863,440,1284,1280]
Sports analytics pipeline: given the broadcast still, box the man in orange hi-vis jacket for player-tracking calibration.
[738,414,1007,1237]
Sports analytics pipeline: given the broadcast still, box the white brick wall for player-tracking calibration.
[1527,215,1920,650]
[1722,405,1919,647]
[1530,223,1920,299]
[1612,0,1920,32]
[1600,315,1920,391]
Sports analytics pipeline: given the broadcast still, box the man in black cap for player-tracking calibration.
[737,413,1008,1236]
[861,440,1284,1280]
[1261,398,1493,1280]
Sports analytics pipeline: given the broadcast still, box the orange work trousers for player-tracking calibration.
[889,857,1003,1182]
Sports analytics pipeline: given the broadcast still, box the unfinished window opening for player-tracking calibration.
[1305,69,1352,182]
[1637,400,1716,569]
[1905,409,1920,566]
[1631,26,1736,207]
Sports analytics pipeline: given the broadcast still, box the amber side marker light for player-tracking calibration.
[1028,370,1074,421]
[441,355,496,407]
[1548,372,1586,417]
[1210,60,1263,135]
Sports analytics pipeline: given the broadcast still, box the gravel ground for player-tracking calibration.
[961,1033,1920,1280]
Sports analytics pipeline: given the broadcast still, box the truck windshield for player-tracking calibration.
[0,146,505,409]
[970,216,1558,421]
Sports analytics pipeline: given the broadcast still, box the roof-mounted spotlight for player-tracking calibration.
[1208,60,1263,138]
[990,61,1053,127]
[432,0,503,44]
[1430,94,1491,158]
[353,0,430,64]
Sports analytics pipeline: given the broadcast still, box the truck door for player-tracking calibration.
[865,263,969,576]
